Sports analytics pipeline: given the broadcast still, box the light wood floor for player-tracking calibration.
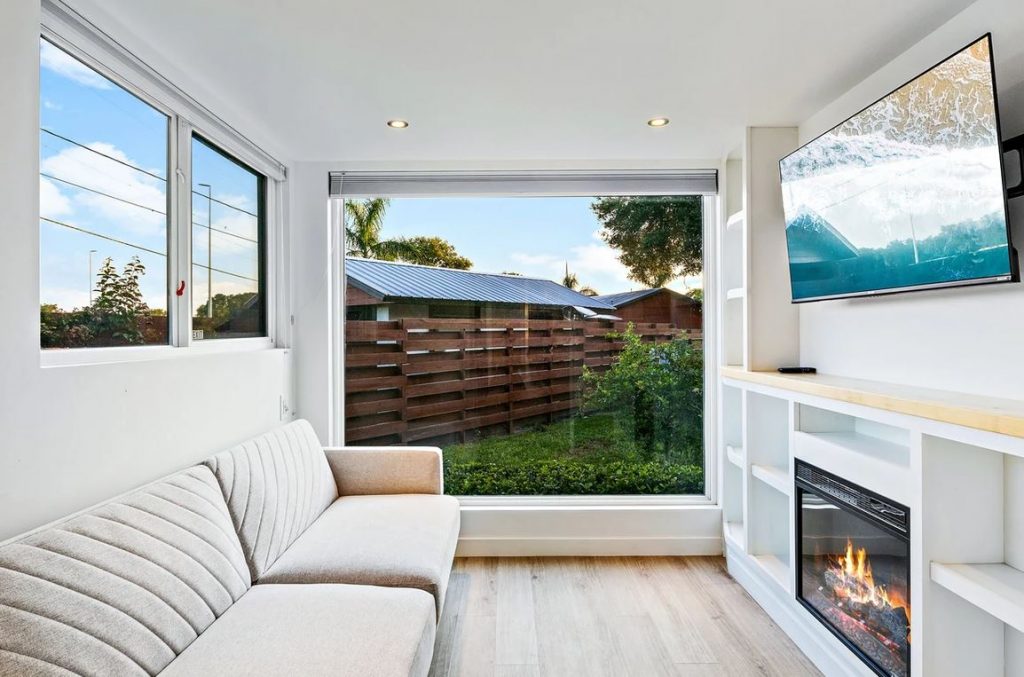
[429,557,821,677]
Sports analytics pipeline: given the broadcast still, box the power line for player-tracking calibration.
[41,216,258,283]
[41,128,260,218]
[41,172,165,215]
[42,216,166,257]
[43,127,259,219]
[192,221,259,245]
[191,189,259,218]
[41,171,258,244]
[40,128,166,182]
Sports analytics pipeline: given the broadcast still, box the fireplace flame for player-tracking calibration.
[831,539,911,628]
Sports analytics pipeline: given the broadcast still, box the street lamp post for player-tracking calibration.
[198,183,213,318]
[88,249,97,305]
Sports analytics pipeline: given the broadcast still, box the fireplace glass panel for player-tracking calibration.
[798,477,910,677]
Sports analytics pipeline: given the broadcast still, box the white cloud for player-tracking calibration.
[507,242,701,297]
[41,143,166,236]
[43,99,62,111]
[40,176,72,219]
[40,41,111,90]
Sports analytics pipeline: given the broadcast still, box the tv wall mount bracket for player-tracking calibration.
[1008,133,1024,200]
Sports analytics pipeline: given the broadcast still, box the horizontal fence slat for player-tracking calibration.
[345,318,697,442]
[346,420,408,442]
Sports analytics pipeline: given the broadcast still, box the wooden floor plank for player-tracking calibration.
[430,557,821,677]
[494,558,540,667]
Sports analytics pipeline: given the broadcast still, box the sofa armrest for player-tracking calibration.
[323,446,444,496]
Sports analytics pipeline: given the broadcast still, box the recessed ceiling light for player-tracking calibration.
[386,119,409,129]
[647,117,670,128]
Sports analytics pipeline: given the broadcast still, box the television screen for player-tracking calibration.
[780,35,1016,302]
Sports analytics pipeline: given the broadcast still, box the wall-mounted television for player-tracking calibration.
[780,34,1017,303]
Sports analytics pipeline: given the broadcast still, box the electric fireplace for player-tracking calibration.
[796,461,911,677]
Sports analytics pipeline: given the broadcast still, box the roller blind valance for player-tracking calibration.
[329,170,718,198]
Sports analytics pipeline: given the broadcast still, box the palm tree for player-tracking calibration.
[562,262,598,296]
[344,198,390,258]
[344,198,473,269]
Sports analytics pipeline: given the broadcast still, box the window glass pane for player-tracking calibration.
[191,136,265,340]
[343,195,705,496]
[39,38,169,348]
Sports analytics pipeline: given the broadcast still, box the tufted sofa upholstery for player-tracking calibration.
[0,420,459,677]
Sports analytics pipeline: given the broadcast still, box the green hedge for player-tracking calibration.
[444,458,704,496]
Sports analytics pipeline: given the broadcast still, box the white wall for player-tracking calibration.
[0,0,294,540]
[289,162,335,444]
[798,0,1024,400]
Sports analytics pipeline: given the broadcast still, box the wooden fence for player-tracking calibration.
[345,318,701,446]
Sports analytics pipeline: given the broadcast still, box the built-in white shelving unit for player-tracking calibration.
[725,444,744,469]
[931,562,1024,634]
[750,463,789,495]
[715,127,1024,676]
[719,367,1024,677]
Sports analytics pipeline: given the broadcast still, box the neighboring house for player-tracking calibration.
[345,257,618,321]
[593,288,702,329]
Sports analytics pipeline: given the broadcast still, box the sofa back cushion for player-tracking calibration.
[0,465,250,677]
[204,419,339,581]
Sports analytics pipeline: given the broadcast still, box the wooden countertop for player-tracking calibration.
[720,366,1024,439]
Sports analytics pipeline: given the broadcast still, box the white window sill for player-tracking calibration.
[456,494,714,508]
[40,337,280,368]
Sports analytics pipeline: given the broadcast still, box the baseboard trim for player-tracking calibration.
[456,535,722,557]
[725,545,873,677]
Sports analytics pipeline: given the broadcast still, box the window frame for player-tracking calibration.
[188,133,269,342]
[330,177,719,506]
[39,1,287,367]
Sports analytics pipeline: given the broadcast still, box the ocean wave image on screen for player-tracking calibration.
[780,37,1012,301]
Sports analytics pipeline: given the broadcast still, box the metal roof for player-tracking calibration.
[593,288,663,307]
[346,258,617,310]
[594,287,699,307]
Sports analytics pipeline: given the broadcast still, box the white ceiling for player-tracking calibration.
[68,0,977,164]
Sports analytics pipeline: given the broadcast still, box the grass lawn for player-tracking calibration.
[442,414,704,496]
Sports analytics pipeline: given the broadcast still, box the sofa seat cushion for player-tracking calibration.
[258,494,460,615]
[160,584,435,677]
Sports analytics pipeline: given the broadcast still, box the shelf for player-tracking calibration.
[721,366,1024,440]
[931,562,1024,633]
[724,521,744,550]
[725,288,746,301]
[750,463,789,495]
[793,430,911,504]
[726,444,744,469]
[726,210,745,231]
[752,554,790,590]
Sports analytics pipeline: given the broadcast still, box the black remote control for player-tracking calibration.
[777,367,816,374]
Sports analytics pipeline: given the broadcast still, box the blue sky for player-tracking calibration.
[370,197,702,297]
[39,38,700,313]
[39,39,258,313]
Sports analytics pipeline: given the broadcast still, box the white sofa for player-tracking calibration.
[0,420,460,676]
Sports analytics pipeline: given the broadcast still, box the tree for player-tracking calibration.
[91,255,149,344]
[345,198,390,259]
[388,236,472,269]
[561,263,598,296]
[345,198,473,269]
[686,288,703,304]
[591,196,703,287]
[582,324,703,464]
[196,292,258,327]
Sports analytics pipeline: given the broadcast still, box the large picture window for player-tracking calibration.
[341,193,707,497]
[38,36,273,352]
